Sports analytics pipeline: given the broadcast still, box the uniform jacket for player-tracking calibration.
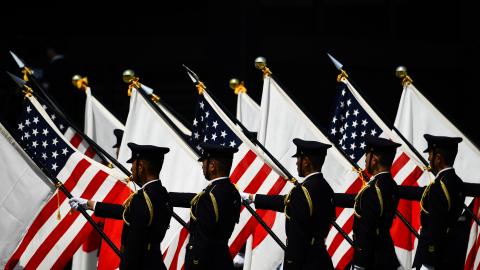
[94,179,172,270]
[255,172,335,270]
[169,177,241,270]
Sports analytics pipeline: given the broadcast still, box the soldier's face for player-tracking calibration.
[428,150,438,175]
[296,156,304,177]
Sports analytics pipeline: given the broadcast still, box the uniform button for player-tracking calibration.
[189,245,193,250]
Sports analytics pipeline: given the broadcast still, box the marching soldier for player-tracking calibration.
[399,134,464,270]
[335,135,401,269]
[243,138,336,269]
[69,143,172,270]
[169,143,241,270]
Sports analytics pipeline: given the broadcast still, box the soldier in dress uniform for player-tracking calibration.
[243,138,335,270]
[334,135,401,269]
[69,143,173,270]
[398,134,464,270]
[169,143,241,270]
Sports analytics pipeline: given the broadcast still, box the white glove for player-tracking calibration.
[420,265,434,270]
[351,265,365,270]
[69,197,88,211]
[240,192,253,204]
[233,253,245,267]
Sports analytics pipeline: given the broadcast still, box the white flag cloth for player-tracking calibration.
[72,87,126,270]
[117,88,206,251]
[0,124,55,268]
[253,76,360,269]
[394,82,480,269]
[84,87,125,156]
[236,91,260,133]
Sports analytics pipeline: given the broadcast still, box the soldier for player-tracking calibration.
[69,143,172,270]
[169,143,241,270]
[340,136,401,270]
[398,134,464,270]
[243,138,335,269]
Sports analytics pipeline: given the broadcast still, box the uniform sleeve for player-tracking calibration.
[254,194,286,212]
[169,192,197,208]
[94,202,124,220]
[464,182,480,197]
[333,193,355,208]
[352,188,380,267]
[398,186,425,201]
[121,192,150,269]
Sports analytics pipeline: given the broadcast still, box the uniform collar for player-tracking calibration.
[142,179,160,189]
[436,167,454,177]
[371,171,390,181]
[302,171,321,183]
[209,176,229,185]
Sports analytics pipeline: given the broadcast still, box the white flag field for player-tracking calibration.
[0,123,55,268]
[394,81,480,269]
[3,94,128,270]
[72,86,126,270]
[248,75,362,270]
[236,91,260,133]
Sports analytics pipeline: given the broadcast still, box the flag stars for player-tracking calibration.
[353,110,359,117]
[52,138,58,146]
[42,129,49,136]
[59,124,64,130]
[193,118,198,126]
[32,129,38,136]
[350,143,356,150]
[360,142,366,149]
[340,101,345,108]
[212,121,218,129]
[26,106,32,113]
[52,163,58,171]
[32,141,38,148]
[361,130,366,137]
[42,104,48,110]
[340,127,344,134]
[347,99,352,106]
[42,153,47,160]
[229,141,237,147]
[200,116,204,122]
[331,128,337,135]
[361,119,368,126]
[33,117,39,124]
[25,119,31,126]
[205,111,210,118]
[203,135,208,142]
[42,141,48,148]
[345,110,350,118]
[350,154,355,160]
[341,89,346,96]
[332,116,337,124]
[62,148,69,155]
[352,120,358,128]
[351,132,357,139]
[370,129,377,136]
[220,131,227,138]
[211,133,217,141]
[194,132,200,139]
[18,123,24,130]
[24,132,30,140]
[52,151,58,159]
[199,101,205,109]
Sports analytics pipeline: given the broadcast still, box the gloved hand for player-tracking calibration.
[69,197,88,211]
[240,192,253,204]
[351,265,366,270]
[420,265,434,270]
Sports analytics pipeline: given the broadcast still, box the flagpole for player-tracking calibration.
[395,67,480,226]
[0,88,122,258]
[183,65,355,249]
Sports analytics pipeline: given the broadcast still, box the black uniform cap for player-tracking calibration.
[365,135,401,155]
[291,138,331,157]
[197,142,238,161]
[112,129,124,148]
[126,143,170,163]
[423,134,463,153]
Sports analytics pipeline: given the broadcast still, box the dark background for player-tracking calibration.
[1,0,478,146]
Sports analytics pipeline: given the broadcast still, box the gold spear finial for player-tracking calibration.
[395,66,413,87]
[254,56,272,77]
[72,75,89,91]
[229,78,247,94]
[122,69,141,96]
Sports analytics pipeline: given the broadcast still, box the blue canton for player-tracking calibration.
[189,95,241,154]
[328,83,382,163]
[15,99,74,177]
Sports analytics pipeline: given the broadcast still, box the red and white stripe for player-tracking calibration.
[64,127,100,161]
[5,152,127,270]
[463,199,480,270]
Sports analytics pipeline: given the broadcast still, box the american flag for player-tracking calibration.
[5,95,127,270]
[328,77,430,269]
[40,102,101,161]
[164,90,288,270]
